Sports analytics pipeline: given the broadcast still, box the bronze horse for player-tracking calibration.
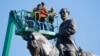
[23,32,96,56]
[24,32,59,56]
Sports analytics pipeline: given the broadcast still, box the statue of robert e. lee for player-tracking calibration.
[55,8,79,56]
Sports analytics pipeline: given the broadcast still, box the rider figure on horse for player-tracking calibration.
[55,8,78,56]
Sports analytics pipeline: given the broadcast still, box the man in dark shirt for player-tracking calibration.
[56,8,78,56]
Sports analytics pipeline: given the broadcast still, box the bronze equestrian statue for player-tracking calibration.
[23,8,96,56]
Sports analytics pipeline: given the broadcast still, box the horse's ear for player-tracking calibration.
[79,47,83,52]
[31,34,35,40]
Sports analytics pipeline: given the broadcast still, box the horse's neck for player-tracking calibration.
[32,32,53,55]
[32,32,50,43]
[32,32,53,48]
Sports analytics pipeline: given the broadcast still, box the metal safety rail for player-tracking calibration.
[15,10,58,39]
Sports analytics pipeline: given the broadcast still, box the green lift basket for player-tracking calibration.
[2,10,58,56]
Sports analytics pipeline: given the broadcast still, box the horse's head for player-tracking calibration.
[26,32,59,56]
